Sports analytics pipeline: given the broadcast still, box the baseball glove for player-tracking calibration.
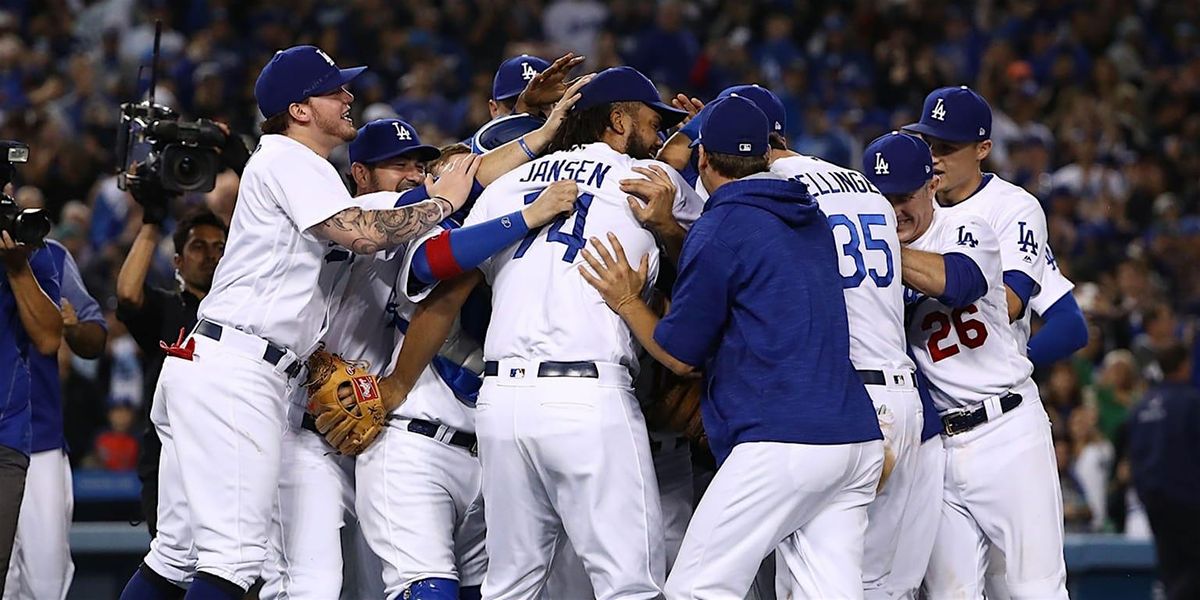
[302,347,387,455]
[645,375,706,445]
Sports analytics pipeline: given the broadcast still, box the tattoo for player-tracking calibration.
[320,198,452,254]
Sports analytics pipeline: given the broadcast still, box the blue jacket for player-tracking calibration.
[654,174,882,464]
[0,249,60,456]
[1128,381,1200,508]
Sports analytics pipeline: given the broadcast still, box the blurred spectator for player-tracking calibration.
[1068,405,1114,531]
[1089,349,1144,441]
[87,399,139,472]
[1128,343,1200,599]
[1056,434,1093,533]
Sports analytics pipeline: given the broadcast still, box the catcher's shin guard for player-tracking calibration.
[405,577,460,599]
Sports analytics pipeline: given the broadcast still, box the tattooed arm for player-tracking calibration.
[313,154,483,254]
[313,197,453,254]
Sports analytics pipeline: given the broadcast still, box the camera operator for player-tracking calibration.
[115,130,246,536]
[0,228,62,595]
[5,236,107,599]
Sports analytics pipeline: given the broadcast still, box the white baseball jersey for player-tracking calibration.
[199,134,359,357]
[1014,242,1076,350]
[934,174,1048,325]
[464,142,703,369]
[904,211,1034,411]
[771,154,914,372]
[319,190,411,375]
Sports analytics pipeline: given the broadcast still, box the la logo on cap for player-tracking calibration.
[315,47,336,67]
[874,152,890,175]
[522,62,538,81]
[931,97,947,121]
[393,122,413,141]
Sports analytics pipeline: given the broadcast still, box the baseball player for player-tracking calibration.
[864,131,1068,599]
[471,53,585,154]
[117,45,492,600]
[265,79,590,600]
[580,96,883,600]
[267,76,595,600]
[408,66,702,599]
[4,239,106,600]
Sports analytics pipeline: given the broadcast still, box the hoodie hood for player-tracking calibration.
[705,172,820,227]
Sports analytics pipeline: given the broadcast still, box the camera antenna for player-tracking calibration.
[148,19,161,107]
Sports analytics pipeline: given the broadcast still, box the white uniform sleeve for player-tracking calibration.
[939,213,1003,290]
[396,226,447,303]
[1030,245,1075,315]
[264,157,357,232]
[993,197,1047,295]
[666,164,704,230]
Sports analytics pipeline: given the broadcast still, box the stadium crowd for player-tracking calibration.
[0,0,1197,538]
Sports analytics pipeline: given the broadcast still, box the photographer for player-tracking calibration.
[114,126,245,536]
[0,229,62,595]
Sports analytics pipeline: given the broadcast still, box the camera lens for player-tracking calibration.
[12,208,51,246]
[161,146,219,193]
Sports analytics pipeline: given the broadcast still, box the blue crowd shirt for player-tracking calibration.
[654,173,882,465]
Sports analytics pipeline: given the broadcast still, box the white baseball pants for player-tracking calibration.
[356,423,487,597]
[884,435,945,599]
[477,360,664,600]
[862,381,925,599]
[3,449,73,600]
[924,397,1068,599]
[142,332,298,591]
[667,439,883,600]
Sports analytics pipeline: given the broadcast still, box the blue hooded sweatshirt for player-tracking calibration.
[654,173,882,465]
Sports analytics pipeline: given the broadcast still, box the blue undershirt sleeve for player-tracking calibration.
[411,211,530,284]
[1002,270,1037,318]
[1027,293,1088,366]
[937,252,988,308]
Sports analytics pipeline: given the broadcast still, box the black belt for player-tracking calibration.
[650,436,687,453]
[195,320,303,379]
[941,393,1023,436]
[301,413,320,434]
[483,360,599,378]
[857,369,914,387]
[390,416,478,455]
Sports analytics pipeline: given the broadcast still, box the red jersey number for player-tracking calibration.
[921,304,989,362]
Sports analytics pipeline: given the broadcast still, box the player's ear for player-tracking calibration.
[350,162,369,189]
[288,101,311,125]
[697,146,708,171]
[930,174,942,194]
[608,106,627,136]
[975,140,992,162]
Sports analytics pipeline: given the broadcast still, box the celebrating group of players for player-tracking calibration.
[115,44,1085,600]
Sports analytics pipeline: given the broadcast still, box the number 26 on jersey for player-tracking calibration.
[921,304,989,362]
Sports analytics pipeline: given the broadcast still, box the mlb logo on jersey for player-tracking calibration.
[522,62,539,81]
[874,152,890,175]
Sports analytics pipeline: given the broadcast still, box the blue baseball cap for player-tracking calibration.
[255,45,366,118]
[574,66,688,129]
[862,131,933,195]
[692,96,769,156]
[492,55,552,101]
[903,86,991,143]
[718,84,786,133]
[348,119,441,165]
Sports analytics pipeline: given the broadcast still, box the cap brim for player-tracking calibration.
[901,122,974,144]
[362,144,442,165]
[313,65,368,96]
[649,102,688,129]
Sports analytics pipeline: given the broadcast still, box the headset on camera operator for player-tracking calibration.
[0,140,62,595]
[115,123,248,536]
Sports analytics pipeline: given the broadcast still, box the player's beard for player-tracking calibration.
[625,128,657,160]
[316,106,357,143]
